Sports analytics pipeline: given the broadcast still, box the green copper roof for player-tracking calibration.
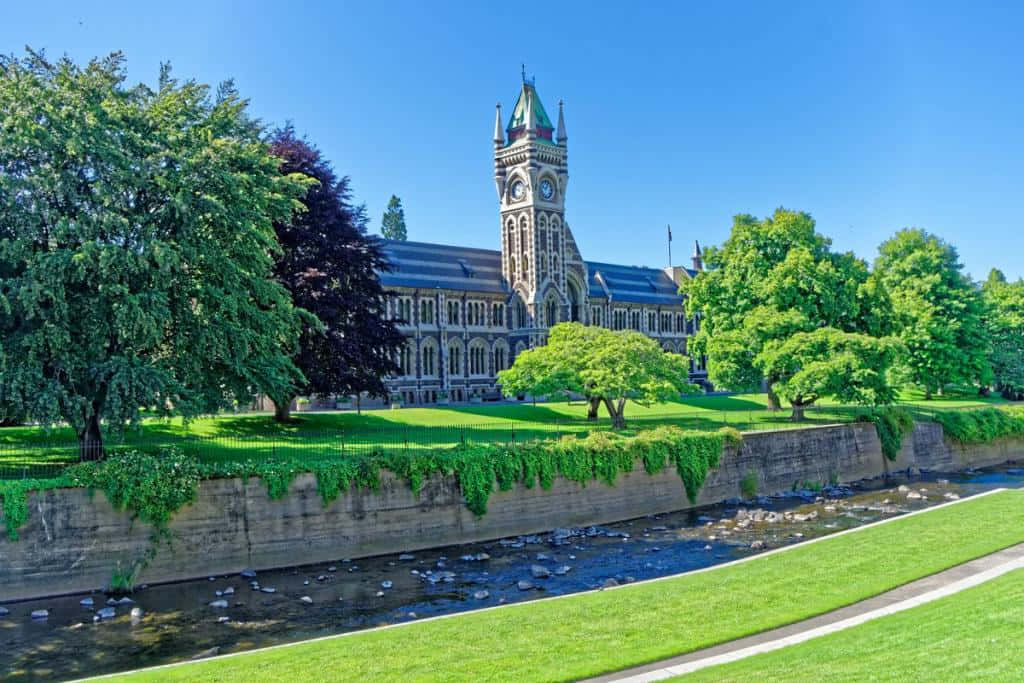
[506,82,555,144]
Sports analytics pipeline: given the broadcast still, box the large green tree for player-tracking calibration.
[982,269,1024,399]
[875,229,991,398]
[756,329,903,420]
[497,323,696,428]
[684,208,890,408]
[380,195,407,241]
[0,51,309,459]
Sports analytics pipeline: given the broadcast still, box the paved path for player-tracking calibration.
[585,542,1024,682]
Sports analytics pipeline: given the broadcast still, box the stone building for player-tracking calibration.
[378,76,707,405]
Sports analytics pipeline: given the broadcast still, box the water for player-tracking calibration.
[3,465,1023,681]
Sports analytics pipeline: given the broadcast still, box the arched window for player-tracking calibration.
[398,343,413,376]
[421,340,437,376]
[493,341,508,372]
[469,340,488,376]
[447,339,464,376]
[545,297,559,327]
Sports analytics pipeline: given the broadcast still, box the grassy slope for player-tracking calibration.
[111,490,1024,683]
[0,391,1008,468]
[677,567,1024,682]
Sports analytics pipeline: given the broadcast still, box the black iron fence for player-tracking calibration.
[0,402,999,481]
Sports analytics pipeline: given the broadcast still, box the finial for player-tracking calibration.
[521,63,526,83]
[493,103,504,145]
[556,99,567,144]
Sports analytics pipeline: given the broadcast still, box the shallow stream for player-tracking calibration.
[3,464,1023,681]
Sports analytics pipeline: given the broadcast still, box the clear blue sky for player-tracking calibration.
[5,1,1022,280]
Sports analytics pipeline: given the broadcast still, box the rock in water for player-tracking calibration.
[944,492,961,500]
[300,596,313,604]
[530,564,551,579]
[30,609,49,620]
[260,587,276,594]
[398,553,415,561]
[80,597,94,607]
[223,587,235,596]
[602,578,620,589]
[517,580,534,591]
[130,607,143,619]
[0,607,8,617]
[97,607,115,620]
[217,616,231,623]
[472,590,490,600]
[554,565,571,576]
[209,600,229,608]
[240,569,257,579]
[381,581,393,589]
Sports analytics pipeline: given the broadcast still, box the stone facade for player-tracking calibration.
[378,77,708,405]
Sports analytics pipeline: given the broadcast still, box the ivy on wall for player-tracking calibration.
[0,426,740,541]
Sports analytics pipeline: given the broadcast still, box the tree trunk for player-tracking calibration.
[273,399,293,423]
[78,413,104,462]
[356,395,362,415]
[790,402,809,422]
[586,397,600,421]
[766,381,782,411]
[602,397,626,430]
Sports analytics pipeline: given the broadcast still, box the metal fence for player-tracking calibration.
[0,402,998,481]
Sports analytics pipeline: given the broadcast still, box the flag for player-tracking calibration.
[667,224,672,242]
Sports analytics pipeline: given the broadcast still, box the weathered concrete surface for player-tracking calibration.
[2,422,1022,601]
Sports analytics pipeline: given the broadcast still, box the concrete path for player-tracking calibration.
[586,542,1024,682]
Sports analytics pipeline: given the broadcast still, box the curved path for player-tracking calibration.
[586,541,1024,682]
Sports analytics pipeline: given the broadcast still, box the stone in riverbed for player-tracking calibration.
[530,564,551,579]
[750,540,765,550]
[0,607,9,617]
[944,492,961,500]
[260,587,276,594]
[517,580,534,591]
[472,590,490,600]
[906,491,923,500]
[240,569,257,579]
[209,599,229,608]
[474,552,490,561]
[554,565,571,576]
[300,596,313,604]
[96,607,115,619]
[399,553,415,561]
[217,616,230,623]
[897,485,910,493]
[80,597,94,607]
[223,587,234,595]
[31,609,49,620]
[602,578,620,589]
[381,581,393,589]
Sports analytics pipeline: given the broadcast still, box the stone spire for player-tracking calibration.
[692,241,704,271]
[493,103,504,146]
[556,99,567,145]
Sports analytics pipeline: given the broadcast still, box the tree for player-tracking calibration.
[684,208,890,408]
[874,229,991,398]
[497,323,696,429]
[756,329,903,421]
[982,269,1024,399]
[0,51,308,459]
[267,128,404,422]
[380,195,407,241]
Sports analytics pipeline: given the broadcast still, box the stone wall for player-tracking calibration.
[2,422,1022,601]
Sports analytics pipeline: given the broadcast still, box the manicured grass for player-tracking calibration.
[0,391,1007,472]
[677,567,1024,681]
[110,490,1024,682]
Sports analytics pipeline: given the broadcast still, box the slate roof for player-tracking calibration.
[378,238,689,307]
[378,239,507,294]
[586,261,686,305]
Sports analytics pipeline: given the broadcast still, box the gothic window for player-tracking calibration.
[448,340,463,376]
[421,341,437,376]
[399,343,413,376]
[447,300,460,325]
[420,299,435,325]
[648,311,657,331]
[630,310,641,330]
[592,306,603,327]
[469,340,488,375]
[509,256,517,284]
[493,342,508,372]
[396,297,413,324]
[545,297,559,327]
[613,309,626,330]
[492,302,505,327]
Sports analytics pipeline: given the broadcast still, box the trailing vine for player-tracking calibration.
[1,426,741,540]
[930,406,1024,444]
[855,406,915,461]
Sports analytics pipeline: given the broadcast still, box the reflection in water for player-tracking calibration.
[2,465,1022,681]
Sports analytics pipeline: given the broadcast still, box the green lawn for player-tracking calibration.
[108,490,1024,682]
[677,567,1024,681]
[0,391,1008,475]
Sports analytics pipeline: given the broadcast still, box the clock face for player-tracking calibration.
[511,180,525,200]
[540,179,554,200]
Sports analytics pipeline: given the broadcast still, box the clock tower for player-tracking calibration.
[494,74,587,335]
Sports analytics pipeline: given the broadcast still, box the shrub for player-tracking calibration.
[855,406,915,461]
[740,469,759,499]
[931,407,1024,444]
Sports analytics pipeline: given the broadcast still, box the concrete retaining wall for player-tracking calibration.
[2,422,1022,601]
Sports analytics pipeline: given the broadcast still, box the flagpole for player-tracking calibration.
[667,224,673,268]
